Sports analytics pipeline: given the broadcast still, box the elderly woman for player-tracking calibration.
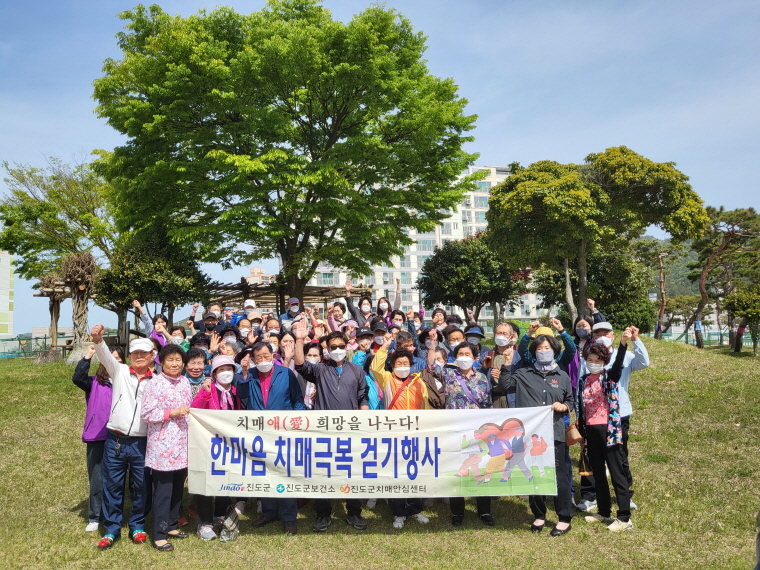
[140,344,192,551]
[499,334,574,536]
[426,328,495,528]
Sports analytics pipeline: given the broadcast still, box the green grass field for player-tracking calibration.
[1,339,758,569]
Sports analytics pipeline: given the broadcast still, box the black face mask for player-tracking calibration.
[205,323,216,331]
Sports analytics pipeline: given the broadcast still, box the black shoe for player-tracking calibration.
[550,524,571,537]
[284,521,298,536]
[530,523,545,533]
[345,514,368,530]
[451,515,464,527]
[167,531,188,539]
[313,516,332,532]
[251,516,276,528]
[152,541,174,551]
[480,514,495,526]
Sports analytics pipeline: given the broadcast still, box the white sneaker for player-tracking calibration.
[197,524,217,541]
[607,518,634,532]
[413,513,430,524]
[629,499,638,510]
[575,499,597,512]
[584,514,613,524]
[85,522,99,532]
[366,499,377,509]
[234,500,247,515]
[392,516,405,529]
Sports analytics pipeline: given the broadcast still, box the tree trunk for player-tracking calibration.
[715,298,724,345]
[116,308,129,353]
[67,289,91,365]
[48,296,62,348]
[577,239,588,316]
[564,258,578,323]
[655,253,667,340]
[734,317,747,353]
[494,302,504,324]
[727,314,736,347]
[167,305,175,326]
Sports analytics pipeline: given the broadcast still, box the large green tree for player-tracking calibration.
[93,1,479,300]
[415,233,525,322]
[724,286,760,357]
[487,147,708,322]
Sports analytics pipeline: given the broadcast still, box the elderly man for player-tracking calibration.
[90,324,155,550]
[279,297,302,329]
[239,341,306,535]
[576,322,649,513]
[293,319,369,532]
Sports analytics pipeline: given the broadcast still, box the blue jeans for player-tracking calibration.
[100,432,150,537]
[261,498,298,523]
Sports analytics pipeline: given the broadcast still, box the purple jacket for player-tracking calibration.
[72,357,113,442]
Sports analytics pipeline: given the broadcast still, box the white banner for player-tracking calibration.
[188,407,556,499]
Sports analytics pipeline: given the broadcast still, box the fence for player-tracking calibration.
[0,336,60,358]
[645,331,755,347]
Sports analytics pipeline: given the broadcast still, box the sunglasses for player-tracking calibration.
[328,344,347,350]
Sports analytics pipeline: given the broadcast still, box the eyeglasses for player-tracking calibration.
[328,344,347,350]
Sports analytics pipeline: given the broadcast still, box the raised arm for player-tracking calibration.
[392,277,401,311]
[608,328,633,383]
[629,326,650,372]
[370,334,394,389]
[90,325,122,381]
[72,344,97,393]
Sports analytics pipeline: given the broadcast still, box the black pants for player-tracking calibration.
[196,495,232,526]
[585,424,631,522]
[529,441,573,524]
[151,468,187,541]
[388,498,423,518]
[449,496,491,517]
[580,416,634,501]
[85,440,105,523]
[314,498,362,519]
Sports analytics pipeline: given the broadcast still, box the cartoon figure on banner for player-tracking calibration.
[528,433,548,476]
[457,418,537,484]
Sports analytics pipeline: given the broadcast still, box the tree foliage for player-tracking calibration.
[0,158,119,279]
[724,286,760,356]
[415,233,526,321]
[487,147,708,322]
[93,1,479,299]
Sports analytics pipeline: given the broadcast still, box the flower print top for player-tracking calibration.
[140,372,192,471]
[429,361,491,410]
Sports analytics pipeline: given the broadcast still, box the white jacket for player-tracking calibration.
[95,341,150,437]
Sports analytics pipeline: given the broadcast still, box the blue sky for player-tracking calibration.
[2,0,759,332]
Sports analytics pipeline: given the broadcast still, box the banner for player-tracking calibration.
[188,407,556,499]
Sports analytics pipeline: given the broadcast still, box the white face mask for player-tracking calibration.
[374,336,385,346]
[379,302,389,311]
[268,329,280,334]
[329,348,346,362]
[171,336,184,345]
[361,304,371,314]
[210,311,221,318]
[256,360,274,373]
[494,335,511,347]
[224,335,237,344]
[290,305,299,313]
[466,336,480,345]
[436,324,445,331]
[216,370,234,385]
[586,362,606,375]
[596,336,613,348]
[455,356,474,370]
[394,366,411,379]
[449,341,461,351]
[239,328,250,337]
[392,320,403,328]
[306,357,321,365]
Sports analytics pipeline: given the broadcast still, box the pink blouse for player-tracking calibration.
[140,372,192,472]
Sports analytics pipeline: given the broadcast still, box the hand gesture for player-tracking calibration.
[170,406,190,418]
[209,331,221,353]
[281,340,295,362]
[428,328,438,343]
[528,320,540,335]
[202,378,212,393]
[132,299,142,310]
[467,309,474,319]
[90,324,105,344]
[382,332,393,349]
[358,338,371,352]
[482,355,493,369]
[192,302,200,312]
[346,322,356,337]
[154,322,166,334]
[391,327,400,339]
[490,368,500,380]
[187,320,196,334]
[85,344,97,359]
[550,318,564,332]
[345,279,352,294]
[621,327,633,345]
[586,298,596,311]
[247,328,257,345]
[240,353,250,376]
[313,323,326,338]
[406,309,414,321]
[305,306,313,315]
[293,318,309,341]
[630,326,640,341]
[312,304,320,314]
[224,309,233,320]
[395,277,400,285]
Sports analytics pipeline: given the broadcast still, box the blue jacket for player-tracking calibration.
[239,364,306,411]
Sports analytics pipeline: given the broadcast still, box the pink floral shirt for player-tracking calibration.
[140,372,192,472]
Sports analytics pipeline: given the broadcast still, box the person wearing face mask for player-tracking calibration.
[167,326,190,351]
[230,299,257,326]
[299,344,322,409]
[279,297,301,328]
[517,318,577,373]
[349,327,384,411]
[442,326,467,365]
[577,330,633,532]
[377,277,402,325]
[371,337,431,529]
[344,279,377,327]
[575,322,649,513]
[327,301,348,332]
[293,320,369,532]
[190,354,243,540]
[184,347,208,398]
[481,322,522,408]
[498,334,574,537]
[187,302,226,331]
[464,324,489,362]
[430,308,447,332]
[140,344,193,551]
[426,329,495,527]
[238,341,305,535]
[389,310,406,330]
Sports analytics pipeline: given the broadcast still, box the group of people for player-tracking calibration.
[73,286,649,550]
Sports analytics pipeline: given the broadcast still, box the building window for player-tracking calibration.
[475,196,489,208]
[317,273,336,286]
[483,305,494,317]
[382,272,393,286]
[400,272,412,285]
[441,223,452,235]
[476,181,491,193]
[402,289,413,301]
[400,256,411,268]
[475,211,487,223]
[418,255,431,266]
[462,210,471,222]
[418,239,434,252]
[464,226,473,236]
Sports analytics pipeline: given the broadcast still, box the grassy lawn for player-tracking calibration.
[1,339,758,569]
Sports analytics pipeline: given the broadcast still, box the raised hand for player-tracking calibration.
[586,298,596,311]
[209,331,221,353]
[528,320,540,335]
[382,332,393,349]
[85,344,97,359]
[202,378,212,392]
[630,326,640,341]
[428,328,438,343]
[313,323,326,338]
[406,309,414,321]
[224,309,233,320]
[90,324,105,344]
[358,338,371,352]
[550,317,564,332]
[345,279,352,294]
[293,318,309,341]
[621,327,633,345]
[281,340,295,362]
[192,302,200,312]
